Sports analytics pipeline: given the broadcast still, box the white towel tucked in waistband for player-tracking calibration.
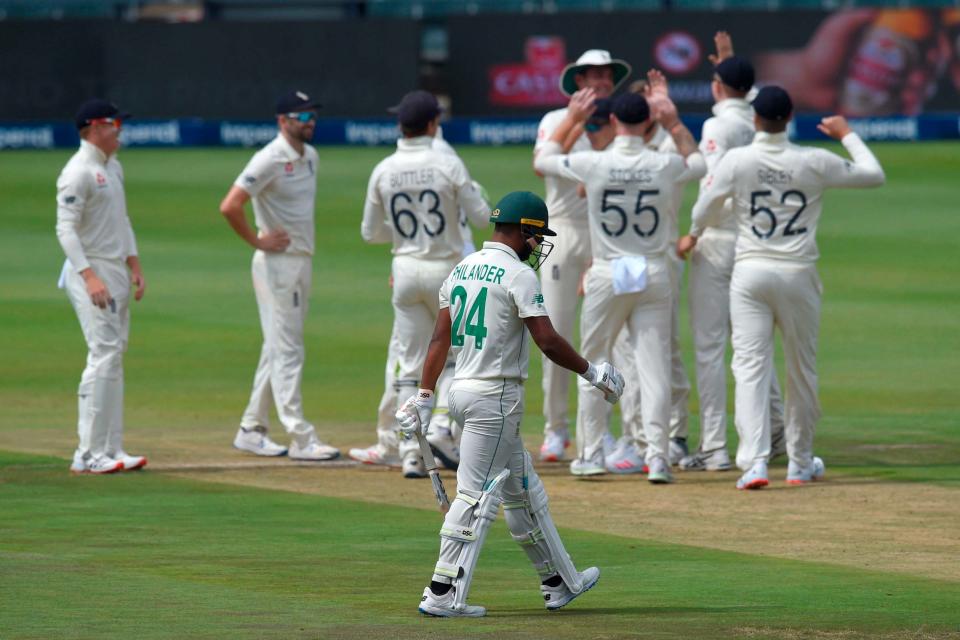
[612,255,647,295]
[57,259,71,290]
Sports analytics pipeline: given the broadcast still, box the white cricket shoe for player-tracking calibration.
[541,567,600,611]
[539,430,569,462]
[647,456,674,484]
[418,586,486,617]
[601,431,617,457]
[233,426,287,457]
[603,436,630,467]
[668,437,689,466]
[679,448,732,472]
[402,451,427,479]
[605,441,647,475]
[427,428,460,471]
[289,437,340,461]
[348,443,401,468]
[70,453,124,475]
[786,456,825,485]
[113,451,147,471]
[569,452,606,477]
[736,462,769,490]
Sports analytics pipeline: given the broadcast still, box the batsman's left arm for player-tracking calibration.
[420,308,453,392]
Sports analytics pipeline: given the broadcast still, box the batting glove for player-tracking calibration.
[580,361,625,404]
[396,389,435,439]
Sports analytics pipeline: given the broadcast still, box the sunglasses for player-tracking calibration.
[285,111,317,123]
[585,121,609,133]
[88,117,122,129]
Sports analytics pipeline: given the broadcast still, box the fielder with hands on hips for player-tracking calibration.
[396,191,624,617]
[220,90,340,461]
[678,86,885,489]
[57,99,147,475]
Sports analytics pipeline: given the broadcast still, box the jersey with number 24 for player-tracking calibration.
[440,241,548,382]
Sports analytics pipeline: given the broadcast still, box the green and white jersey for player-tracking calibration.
[439,241,548,382]
[691,131,885,264]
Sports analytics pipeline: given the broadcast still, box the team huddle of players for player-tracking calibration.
[352,33,885,491]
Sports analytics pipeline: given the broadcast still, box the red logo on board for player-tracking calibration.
[489,37,568,108]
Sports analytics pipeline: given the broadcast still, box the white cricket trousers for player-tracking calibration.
[689,229,785,453]
[730,258,822,470]
[433,381,562,583]
[614,255,690,447]
[241,251,315,444]
[539,218,592,437]
[64,257,130,460]
[577,257,672,463]
[391,254,458,457]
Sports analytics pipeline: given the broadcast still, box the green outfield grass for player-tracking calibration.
[3,450,959,640]
[1,143,959,638]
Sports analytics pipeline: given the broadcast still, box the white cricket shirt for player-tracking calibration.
[535,135,705,260]
[56,140,138,273]
[440,241,548,383]
[691,131,885,264]
[362,136,488,260]
[696,98,756,233]
[535,108,592,225]
[234,133,318,256]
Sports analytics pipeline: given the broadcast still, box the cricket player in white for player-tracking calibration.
[534,49,631,462]
[361,91,490,478]
[220,90,340,461]
[679,50,789,472]
[680,86,885,489]
[352,125,483,470]
[535,87,705,483]
[57,99,147,475]
[396,191,623,617]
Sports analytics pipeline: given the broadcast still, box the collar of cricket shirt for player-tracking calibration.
[397,136,434,151]
[273,133,305,162]
[753,131,789,147]
[80,139,109,165]
[612,135,648,154]
[482,241,519,261]
[712,97,752,119]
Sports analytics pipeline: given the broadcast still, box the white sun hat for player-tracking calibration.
[559,49,632,96]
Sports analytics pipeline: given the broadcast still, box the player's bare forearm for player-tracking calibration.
[421,309,453,391]
[668,122,698,158]
[561,123,584,153]
[220,187,259,248]
[525,316,589,375]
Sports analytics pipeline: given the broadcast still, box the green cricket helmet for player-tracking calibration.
[489,191,556,270]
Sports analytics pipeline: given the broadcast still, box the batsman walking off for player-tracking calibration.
[396,191,624,617]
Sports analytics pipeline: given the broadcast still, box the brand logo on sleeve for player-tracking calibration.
[64,195,76,204]
[244,175,257,184]
[532,293,544,304]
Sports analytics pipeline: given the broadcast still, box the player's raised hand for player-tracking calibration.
[708,31,735,66]
[676,234,698,260]
[396,390,435,439]
[817,115,853,140]
[257,228,290,252]
[567,88,597,123]
[645,68,670,99]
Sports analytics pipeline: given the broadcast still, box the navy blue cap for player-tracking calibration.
[588,98,613,125]
[714,56,755,93]
[612,93,650,124]
[389,90,442,129]
[74,99,131,130]
[752,85,793,121]
[275,90,322,115]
